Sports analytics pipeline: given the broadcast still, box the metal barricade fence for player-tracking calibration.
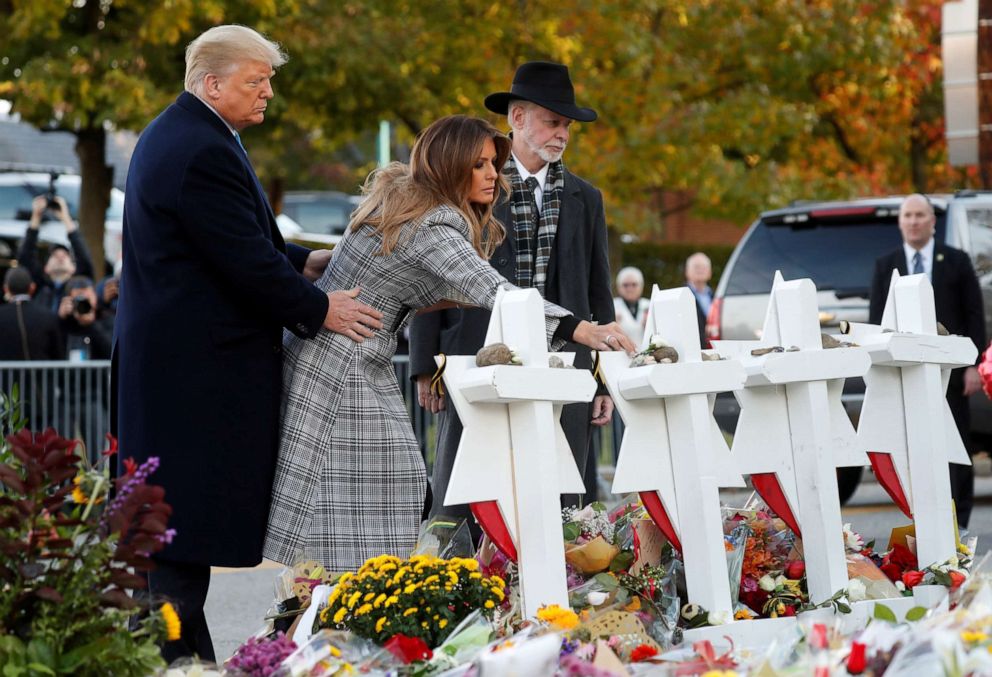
[0,360,112,462]
[0,357,614,482]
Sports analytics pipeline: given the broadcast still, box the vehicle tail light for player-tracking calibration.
[705,297,722,346]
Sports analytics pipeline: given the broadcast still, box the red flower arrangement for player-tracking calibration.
[384,634,433,664]
[630,644,659,662]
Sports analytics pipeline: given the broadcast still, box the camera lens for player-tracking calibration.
[73,297,92,315]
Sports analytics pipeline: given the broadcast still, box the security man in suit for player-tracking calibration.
[869,193,986,528]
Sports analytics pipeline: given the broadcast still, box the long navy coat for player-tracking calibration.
[115,92,329,566]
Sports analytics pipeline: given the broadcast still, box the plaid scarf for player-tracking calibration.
[505,158,565,294]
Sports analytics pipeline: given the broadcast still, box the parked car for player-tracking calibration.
[279,191,361,246]
[707,193,992,502]
[0,171,124,270]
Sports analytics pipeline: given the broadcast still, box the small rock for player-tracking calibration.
[937,322,949,336]
[786,346,800,352]
[751,346,784,356]
[651,346,679,363]
[821,334,843,349]
[701,351,722,361]
[476,343,515,367]
[548,355,565,369]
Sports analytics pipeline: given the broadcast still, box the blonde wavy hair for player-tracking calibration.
[349,115,511,258]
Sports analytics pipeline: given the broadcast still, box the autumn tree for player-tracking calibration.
[0,0,285,268]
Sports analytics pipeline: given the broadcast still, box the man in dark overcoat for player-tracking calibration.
[115,25,382,662]
[409,62,619,531]
[868,193,986,529]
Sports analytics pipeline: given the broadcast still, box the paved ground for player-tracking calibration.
[203,465,992,663]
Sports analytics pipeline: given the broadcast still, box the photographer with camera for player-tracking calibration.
[18,195,96,314]
[58,276,112,361]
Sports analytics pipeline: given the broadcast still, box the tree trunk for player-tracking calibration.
[75,128,112,276]
[980,0,992,187]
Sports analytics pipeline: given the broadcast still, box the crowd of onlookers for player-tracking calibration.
[0,195,118,362]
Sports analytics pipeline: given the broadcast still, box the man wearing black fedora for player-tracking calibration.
[410,61,621,528]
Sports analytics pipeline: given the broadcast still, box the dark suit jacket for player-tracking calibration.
[868,243,985,363]
[114,92,328,566]
[409,167,614,379]
[0,299,64,360]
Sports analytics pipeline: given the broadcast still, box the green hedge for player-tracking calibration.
[619,241,735,292]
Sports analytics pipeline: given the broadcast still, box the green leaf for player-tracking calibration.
[905,606,927,622]
[609,550,634,573]
[590,501,607,512]
[835,602,851,614]
[614,588,630,605]
[873,603,898,623]
[562,523,580,541]
[593,573,619,591]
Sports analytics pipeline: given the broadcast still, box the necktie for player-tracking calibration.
[234,132,247,155]
[524,176,540,210]
[912,251,923,275]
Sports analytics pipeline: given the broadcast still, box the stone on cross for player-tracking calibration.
[713,272,871,604]
[600,285,746,614]
[845,271,976,568]
[441,288,596,618]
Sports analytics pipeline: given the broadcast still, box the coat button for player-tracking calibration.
[497,257,508,266]
[296,323,306,332]
[272,345,281,354]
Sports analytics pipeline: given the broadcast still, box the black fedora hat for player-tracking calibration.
[485,61,597,123]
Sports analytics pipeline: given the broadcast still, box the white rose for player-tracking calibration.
[774,575,788,588]
[847,579,867,602]
[759,575,776,591]
[895,581,906,592]
[707,610,731,626]
[587,591,608,606]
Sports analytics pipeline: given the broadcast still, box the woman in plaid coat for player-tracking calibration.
[263,116,634,570]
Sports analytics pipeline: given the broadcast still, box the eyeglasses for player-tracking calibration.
[620,282,640,288]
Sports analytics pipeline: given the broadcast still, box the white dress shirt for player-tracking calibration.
[512,153,550,211]
[903,237,936,281]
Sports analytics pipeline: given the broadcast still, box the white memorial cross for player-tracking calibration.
[441,288,597,618]
[713,272,871,604]
[599,286,746,614]
[846,271,976,568]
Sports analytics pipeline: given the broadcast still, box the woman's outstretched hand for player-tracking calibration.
[572,321,636,354]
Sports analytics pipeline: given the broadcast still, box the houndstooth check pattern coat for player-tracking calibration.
[264,205,571,570]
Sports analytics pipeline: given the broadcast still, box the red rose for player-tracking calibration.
[785,561,806,580]
[880,562,902,582]
[630,644,659,662]
[782,605,797,617]
[886,544,918,571]
[384,634,433,664]
[901,570,924,588]
[949,571,967,590]
[847,642,867,674]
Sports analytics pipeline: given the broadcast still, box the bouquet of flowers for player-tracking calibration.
[316,554,505,649]
[0,418,177,675]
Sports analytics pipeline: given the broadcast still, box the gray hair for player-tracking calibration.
[506,99,539,129]
[616,266,644,288]
[686,252,711,269]
[184,25,287,97]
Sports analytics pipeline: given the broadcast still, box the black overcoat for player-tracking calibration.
[114,93,328,566]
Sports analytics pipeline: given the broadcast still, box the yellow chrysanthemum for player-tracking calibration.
[375,617,387,633]
[160,602,181,642]
[385,596,399,607]
[347,591,362,608]
[460,559,479,571]
[734,608,756,620]
[373,593,387,608]
[329,645,342,658]
[490,575,505,588]
[536,604,579,630]
[355,603,373,616]
[333,607,348,624]
[962,630,989,643]
[403,607,418,617]
[491,587,505,601]
[484,600,495,609]
[404,583,419,594]
[439,619,448,629]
